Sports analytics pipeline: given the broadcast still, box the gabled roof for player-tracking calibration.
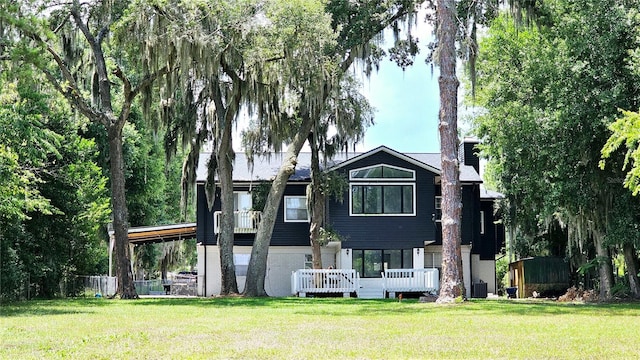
[195,146,482,183]
[328,146,441,174]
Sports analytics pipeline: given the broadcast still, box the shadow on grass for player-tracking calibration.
[0,298,112,317]
[455,299,640,317]
[4,296,639,318]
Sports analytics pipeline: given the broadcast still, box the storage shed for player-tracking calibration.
[509,257,570,298]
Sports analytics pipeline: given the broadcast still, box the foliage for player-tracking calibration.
[472,1,640,297]
[495,255,509,293]
[601,109,640,195]
[0,72,110,300]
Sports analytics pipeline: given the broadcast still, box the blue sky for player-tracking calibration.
[356,14,443,154]
[358,55,441,153]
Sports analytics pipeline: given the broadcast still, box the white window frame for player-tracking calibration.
[284,195,309,222]
[304,254,313,269]
[233,191,252,211]
[349,163,416,181]
[480,210,485,235]
[349,182,416,217]
[435,196,442,223]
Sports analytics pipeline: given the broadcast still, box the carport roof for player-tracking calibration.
[109,223,197,245]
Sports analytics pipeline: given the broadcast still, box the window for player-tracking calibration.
[434,196,442,222]
[284,196,309,222]
[350,184,414,215]
[349,164,415,216]
[424,252,442,268]
[304,254,313,269]
[234,192,252,211]
[480,211,485,235]
[350,165,415,180]
[352,249,414,278]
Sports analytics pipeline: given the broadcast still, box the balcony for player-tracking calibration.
[213,210,262,234]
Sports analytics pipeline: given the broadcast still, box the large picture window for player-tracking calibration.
[349,164,416,216]
[352,249,414,278]
[284,196,309,222]
[351,184,414,215]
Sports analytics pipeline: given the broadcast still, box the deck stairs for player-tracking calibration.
[357,279,385,299]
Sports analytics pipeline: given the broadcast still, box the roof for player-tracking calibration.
[109,223,197,245]
[480,185,505,200]
[196,146,482,183]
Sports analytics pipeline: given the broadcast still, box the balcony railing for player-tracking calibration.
[382,268,440,297]
[291,269,360,297]
[213,210,262,234]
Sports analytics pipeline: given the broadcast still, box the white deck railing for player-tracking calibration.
[291,269,360,297]
[213,211,262,234]
[382,268,439,296]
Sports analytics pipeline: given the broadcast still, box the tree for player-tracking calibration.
[473,1,640,299]
[242,0,424,296]
[306,76,373,269]
[125,0,339,295]
[2,0,170,298]
[0,66,110,300]
[435,0,465,303]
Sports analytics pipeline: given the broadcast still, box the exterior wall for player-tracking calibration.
[471,254,497,294]
[462,245,472,298]
[329,151,438,250]
[196,185,216,245]
[413,248,424,269]
[196,182,311,247]
[476,200,505,260]
[197,244,336,297]
[461,185,480,247]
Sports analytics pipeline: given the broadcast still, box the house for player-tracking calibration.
[195,138,505,298]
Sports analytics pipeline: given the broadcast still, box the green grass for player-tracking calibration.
[2,297,639,359]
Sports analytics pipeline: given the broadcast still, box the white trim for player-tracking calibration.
[434,196,442,223]
[284,195,309,222]
[349,163,416,181]
[349,182,416,217]
[480,210,485,234]
[328,146,441,175]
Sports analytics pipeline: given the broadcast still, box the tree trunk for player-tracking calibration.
[243,115,315,296]
[594,233,613,300]
[309,133,325,269]
[217,119,239,295]
[108,125,138,299]
[623,243,640,298]
[436,0,465,303]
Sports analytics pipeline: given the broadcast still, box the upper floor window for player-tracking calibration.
[284,196,309,222]
[350,164,415,180]
[234,192,252,211]
[349,164,416,216]
[351,184,415,215]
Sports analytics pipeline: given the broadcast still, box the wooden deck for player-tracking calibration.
[291,268,440,298]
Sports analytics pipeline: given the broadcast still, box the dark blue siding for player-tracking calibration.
[475,200,505,260]
[196,184,216,245]
[196,182,310,247]
[270,184,310,246]
[328,151,437,250]
[461,185,479,246]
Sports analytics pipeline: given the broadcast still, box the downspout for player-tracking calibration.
[203,242,207,297]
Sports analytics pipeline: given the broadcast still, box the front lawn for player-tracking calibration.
[1,297,638,359]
